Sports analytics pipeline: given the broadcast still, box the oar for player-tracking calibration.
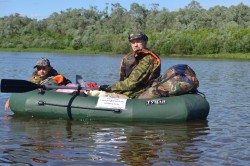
[76,75,85,87]
[0,79,99,93]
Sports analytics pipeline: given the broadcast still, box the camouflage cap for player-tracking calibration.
[34,57,51,68]
[128,32,148,42]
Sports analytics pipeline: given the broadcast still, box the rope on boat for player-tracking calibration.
[37,100,122,113]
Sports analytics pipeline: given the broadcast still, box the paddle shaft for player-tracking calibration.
[1,79,98,93]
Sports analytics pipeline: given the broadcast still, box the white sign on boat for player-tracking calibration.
[96,97,127,110]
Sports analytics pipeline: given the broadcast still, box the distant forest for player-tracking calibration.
[0,0,250,56]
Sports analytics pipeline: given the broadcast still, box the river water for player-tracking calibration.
[0,52,249,165]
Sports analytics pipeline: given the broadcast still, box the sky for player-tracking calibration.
[1,0,250,20]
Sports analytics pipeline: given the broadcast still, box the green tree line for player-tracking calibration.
[0,0,250,56]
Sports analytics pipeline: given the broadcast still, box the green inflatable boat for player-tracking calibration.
[9,90,209,122]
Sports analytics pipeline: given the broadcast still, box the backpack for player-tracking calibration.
[138,64,199,99]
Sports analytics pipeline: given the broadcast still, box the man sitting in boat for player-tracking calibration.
[30,57,71,85]
[90,31,161,99]
[4,57,71,110]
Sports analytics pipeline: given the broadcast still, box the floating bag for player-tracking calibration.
[138,64,199,99]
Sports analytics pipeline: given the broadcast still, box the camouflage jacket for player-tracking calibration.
[111,49,161,98]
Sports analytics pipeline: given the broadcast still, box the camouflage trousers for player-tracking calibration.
[138,75,194,99]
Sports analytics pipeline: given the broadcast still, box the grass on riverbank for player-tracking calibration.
[167,53,250,60]
[0,47,249,60]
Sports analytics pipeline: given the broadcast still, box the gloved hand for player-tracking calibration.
[99,85,111,92]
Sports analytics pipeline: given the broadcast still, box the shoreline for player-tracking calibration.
[1,48,249,60]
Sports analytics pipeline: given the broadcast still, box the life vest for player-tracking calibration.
[119,49,161,85]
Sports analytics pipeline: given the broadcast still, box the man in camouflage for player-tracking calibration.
[98,32,161,98]
[5,57,71,110]
[30,57,71,85]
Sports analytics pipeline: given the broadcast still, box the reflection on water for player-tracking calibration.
[117,121,209,165]
[0,116,209,165]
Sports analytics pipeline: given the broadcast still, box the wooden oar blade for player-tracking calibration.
[1,79,40,93]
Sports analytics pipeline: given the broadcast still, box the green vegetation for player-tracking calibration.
[1,1,250,59]
[0,47,111,54]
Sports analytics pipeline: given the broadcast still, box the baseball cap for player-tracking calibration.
[33,57,51,68]
[128,32,148,42]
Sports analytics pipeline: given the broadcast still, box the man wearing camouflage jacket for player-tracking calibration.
[99,32,161,98]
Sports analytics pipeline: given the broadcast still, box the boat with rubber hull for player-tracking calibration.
[9,90,209,122]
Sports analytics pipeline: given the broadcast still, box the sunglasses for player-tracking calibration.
[37,66,47,71]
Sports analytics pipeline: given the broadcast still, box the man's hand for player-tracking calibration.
[99,85,111,92]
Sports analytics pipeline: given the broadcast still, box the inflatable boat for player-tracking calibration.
[8,90,209,122]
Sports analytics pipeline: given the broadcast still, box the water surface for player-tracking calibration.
[0,52,249,165]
